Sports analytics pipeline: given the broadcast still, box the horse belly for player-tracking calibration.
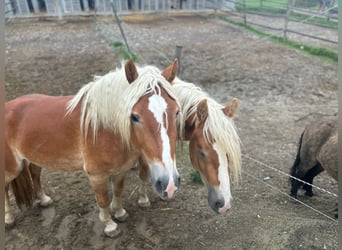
[7,95,84,171]
[13,142,84,171]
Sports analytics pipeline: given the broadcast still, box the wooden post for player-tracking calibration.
[243,0,246,25]
[284,0,294,39]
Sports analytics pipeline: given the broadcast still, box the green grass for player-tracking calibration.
[289,12,338,29]
[237,0,288,9]
[110,41,139,61]
[95,25,139,62]
[190,170,203,184]
[236,0,288,14]
[218,15,337,62]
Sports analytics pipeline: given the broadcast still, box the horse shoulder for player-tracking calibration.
[82,128,139,176]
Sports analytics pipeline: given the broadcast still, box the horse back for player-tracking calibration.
[299,116,337,169]
[5,94,84,171]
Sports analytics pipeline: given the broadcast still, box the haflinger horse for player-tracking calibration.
[5,59,182,238]
[289,116,338,217]
[111,73,242,214]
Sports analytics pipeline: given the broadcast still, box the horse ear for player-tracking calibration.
[223,98,238,118]
[162,59,178,84]
[125,59,139,84]
[197,99,208,124]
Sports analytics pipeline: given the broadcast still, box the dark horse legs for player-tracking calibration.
[290,163,324,198]
[302,163,324,197]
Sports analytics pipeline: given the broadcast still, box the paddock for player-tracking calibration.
[5,14,338,249]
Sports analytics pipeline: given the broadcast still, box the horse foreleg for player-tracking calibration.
[5,186,14,225]
[110,174,129,222]
[29,164,53,206]
[138,159,151,207]
[88,174,121,238]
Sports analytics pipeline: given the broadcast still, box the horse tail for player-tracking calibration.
[10,163,36,210]
[289,131,304,183]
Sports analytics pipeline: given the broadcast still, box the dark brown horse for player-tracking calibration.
[5,59,181,237]
[289,116,338,217]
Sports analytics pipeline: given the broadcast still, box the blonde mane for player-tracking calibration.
[66,64,179,149]
[173,77,242,183]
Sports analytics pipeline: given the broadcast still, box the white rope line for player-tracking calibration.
[241,169,338,223]
[242,154,338,198]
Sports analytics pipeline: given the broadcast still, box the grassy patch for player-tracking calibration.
[289,12,337,29]
[95,25,139,62]
[190,170,203,184]
[235,0,288,14]
[218,15,337,62]
[110,41,139,61]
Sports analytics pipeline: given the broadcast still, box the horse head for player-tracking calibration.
[126,59,181,199]
[187,97,240,213]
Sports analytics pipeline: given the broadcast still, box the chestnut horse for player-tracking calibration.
[112,75,242,214]
[5,59,181,237]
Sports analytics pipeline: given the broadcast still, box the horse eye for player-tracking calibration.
[131,113,140,123]
[199,149,206,158]
[176,110,180,117]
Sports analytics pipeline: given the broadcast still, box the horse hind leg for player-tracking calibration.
[29,163,53,206]
[110,174,129,222]
[5,160,37,225]
[302,163,324,197]
[290,133,304,199]
[5,185,14,225]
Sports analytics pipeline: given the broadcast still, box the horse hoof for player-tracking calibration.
[40,196,53,207]
[304,191,313,197]
[5,214,15,225]
[138,199,151,208]
[104,224,122,238]
[115,210,129,222]
[289,193,297,199]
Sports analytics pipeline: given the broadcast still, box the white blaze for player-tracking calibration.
[148,95,174,175]
[213,142,232,207]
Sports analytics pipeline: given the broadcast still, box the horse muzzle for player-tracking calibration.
[150,165,180,199]
[208,186,231,214]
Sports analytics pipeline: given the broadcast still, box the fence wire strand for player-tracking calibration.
[242,169,338,223]
[242,154,338,198]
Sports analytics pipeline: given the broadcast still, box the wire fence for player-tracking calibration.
[5,0,338,225]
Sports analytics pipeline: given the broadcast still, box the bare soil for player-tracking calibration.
[5,13,338,250]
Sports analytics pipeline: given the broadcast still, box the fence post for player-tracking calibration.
[55,0,63,20]
[243,0,246,25]
[284,0,294,39]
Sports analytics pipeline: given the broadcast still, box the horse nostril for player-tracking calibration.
[156,179,163,193]
[176,176,181,187]
[215,199,225,210]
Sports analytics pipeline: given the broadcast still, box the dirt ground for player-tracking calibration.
[5,13,338,250]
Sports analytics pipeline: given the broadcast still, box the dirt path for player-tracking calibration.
[5,14,338,249]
